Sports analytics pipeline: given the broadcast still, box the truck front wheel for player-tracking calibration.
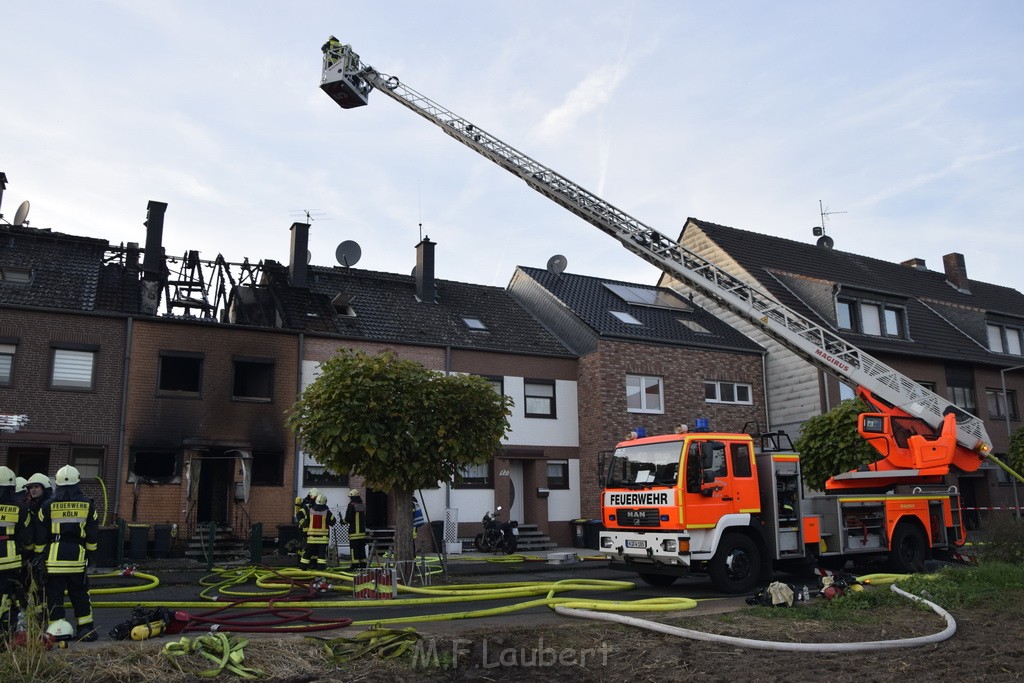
[888,523,928,573]
[708,533,762,594]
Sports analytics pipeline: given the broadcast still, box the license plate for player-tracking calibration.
[625,539,647,548]
[511,528,519,535]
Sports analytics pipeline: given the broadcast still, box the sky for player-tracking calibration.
[5,1,1024,297]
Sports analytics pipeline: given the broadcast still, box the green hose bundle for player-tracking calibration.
[163,632,265,678]
[310,623,422,662]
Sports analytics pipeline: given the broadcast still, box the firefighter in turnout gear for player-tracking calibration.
[0,466,32,637]
[298,494,336,569]
[294,488,319,523]
[345,489,367,569]
[35,465,99,642]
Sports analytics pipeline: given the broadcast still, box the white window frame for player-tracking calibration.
[626,374,664,414]
[51,348,96,390]
[704,380,754,405]
[0,343,14,386]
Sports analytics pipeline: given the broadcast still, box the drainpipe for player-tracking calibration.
[294,333,305,502]
[761,353,770,431]
[445,345,452,509]
[113,316,133,524]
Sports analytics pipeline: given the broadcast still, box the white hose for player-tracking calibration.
[554,584,956,652]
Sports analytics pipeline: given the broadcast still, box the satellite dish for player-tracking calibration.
[13,201,30,227]
[306,250,312,265]
[816,235,835,249]
[546,254,568,274]
[335,240,362,268]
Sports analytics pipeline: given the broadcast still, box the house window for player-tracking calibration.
[704,381,753,405]
[524,380,556,418]
[131,450,179,481]
[251,451,284,486]
[50,346,97,390]
[483,376,504,395]
[945,365,976,413]
[626,375,664,413]
[158,352,203,395]
[302,461,349,488]
[233,359,274,401]
[0,343,15,386]
[836,297,905,337]
[610,310,642,325]
[454,461,493,489]
[71,446,103,479]
[0,267,32,283]
[546,460,570,489]
[987,389,1018,421]
[987,324,1024,355]
[463,317,488,331]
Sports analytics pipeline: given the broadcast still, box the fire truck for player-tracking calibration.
[318,41,998,593]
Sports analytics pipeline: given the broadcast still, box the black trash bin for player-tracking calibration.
[153,524,174,558]
[583,520,604,550]
[128,524,150,560]
[94,527,118,567]
[569,519,587,548]
[277,524,300,555]
[429,520,445,553]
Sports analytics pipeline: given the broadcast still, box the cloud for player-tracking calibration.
[535,63,630,140]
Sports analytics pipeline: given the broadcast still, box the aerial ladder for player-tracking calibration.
[319,40,996,488]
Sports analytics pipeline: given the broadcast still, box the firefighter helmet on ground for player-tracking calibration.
[45,619,75,648]
[55,465,80,486]
[0,466,15,487]
[27,472,51,489]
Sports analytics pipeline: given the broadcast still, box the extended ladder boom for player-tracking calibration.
[320,43,992,456]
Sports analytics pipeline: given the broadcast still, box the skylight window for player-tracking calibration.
[679,319,711,334]
[610,310,642,325]
[604,283,692,311]
[0,267,31,283]
[463,317,488,330]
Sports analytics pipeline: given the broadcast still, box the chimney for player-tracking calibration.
[415,236,436,303]
[943,252,970,293]
[289,222,310,288]
[900,257,927,271]
[141,200,167,279]
[126,242,141,278]
[0,172,7,213]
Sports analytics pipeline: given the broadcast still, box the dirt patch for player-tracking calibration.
[53,591,1024,682]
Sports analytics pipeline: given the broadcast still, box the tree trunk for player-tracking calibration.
[391,487,415,564]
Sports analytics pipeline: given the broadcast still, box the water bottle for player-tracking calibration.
[801,585,810,602]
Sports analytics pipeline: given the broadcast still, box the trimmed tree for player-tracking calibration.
[793,398,879,491]
[285,350,512,564]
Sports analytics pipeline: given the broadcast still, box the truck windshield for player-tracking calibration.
[606,441,683,488]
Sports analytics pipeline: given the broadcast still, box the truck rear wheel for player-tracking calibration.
[638,573,678,587]
[888,523,928,573]
[708,533,762,594]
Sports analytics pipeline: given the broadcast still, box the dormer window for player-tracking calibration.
[837,296,906,338]
[987,324,1023,355]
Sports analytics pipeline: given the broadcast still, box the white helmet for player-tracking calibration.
[0,466,15,487]
[316,493,327,505]
[15,476,27,493]
[55,465,80,486]
[45,619,75,648]
[348,489,360,498]
[27,472,51,489]
[308,488,320,499]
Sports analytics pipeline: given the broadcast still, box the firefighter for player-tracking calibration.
[294,488,319,523]
[298,493,336,569]
[0,466,31,637]
[35,465,99,642]
[345,489,367,569]
[14,478,28,506]
[21,473,52,617]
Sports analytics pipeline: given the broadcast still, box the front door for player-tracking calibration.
[508,460,524,524]
[197,456,232,525]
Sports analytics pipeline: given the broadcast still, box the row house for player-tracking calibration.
[232,226,581,545]
[508,266,767,518]
[665,218,1024,519]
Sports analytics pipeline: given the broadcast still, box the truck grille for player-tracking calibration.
[615,508,660,527]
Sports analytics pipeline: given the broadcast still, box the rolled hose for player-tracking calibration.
[555,583,956,652]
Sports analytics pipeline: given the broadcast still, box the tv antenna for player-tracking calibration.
[812,199,845,248]
[290,209,330,224]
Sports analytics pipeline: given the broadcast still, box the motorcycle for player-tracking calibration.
[473,506,519,554]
